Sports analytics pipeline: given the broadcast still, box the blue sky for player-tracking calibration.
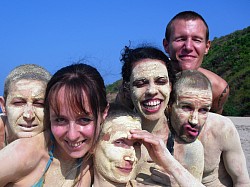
[0,0,249,96]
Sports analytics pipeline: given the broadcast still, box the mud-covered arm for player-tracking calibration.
[129,129,205,187]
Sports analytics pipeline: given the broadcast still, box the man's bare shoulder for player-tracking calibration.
[198,68,228,88]
[198,68,229,114]
[205,113,236,135]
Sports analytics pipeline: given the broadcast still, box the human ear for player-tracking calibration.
[205,40,211,54]
[102,103,110,120]
[163,38,170,53]
[0,96,6,114]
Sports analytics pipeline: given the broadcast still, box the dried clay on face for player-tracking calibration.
[6,80,46,138]
[130,60,171,120]
[95,115,141,183]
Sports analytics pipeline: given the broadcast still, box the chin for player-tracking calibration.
[17,132,37,138]
[180,136,196,143]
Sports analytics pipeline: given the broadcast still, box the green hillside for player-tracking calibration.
[106,26,250,116]
[202,26,250,116]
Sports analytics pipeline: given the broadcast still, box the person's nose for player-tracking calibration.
[184,38,193,51]
[146,83,158,96]
[188,110,198,126]
[124,147,136,163]
[67,122,80,141]
[23,103,35,120]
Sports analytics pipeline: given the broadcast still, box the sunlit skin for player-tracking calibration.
[164,19,210,71]
[50,87,97,159]
[130,59,171,122]
[94,116,141,184]
[3,79,46,141]
[170,87,212,143]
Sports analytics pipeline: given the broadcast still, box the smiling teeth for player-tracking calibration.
[69,141,83,147]
[144,100,160,107]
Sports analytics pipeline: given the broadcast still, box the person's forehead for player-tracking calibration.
[103,116,141,133]
[177,87,212,99]
[10,79,45,87]
[9,79,46,94]
[131,59,168,77]
[172,18,206,27]
[54,86,91,114]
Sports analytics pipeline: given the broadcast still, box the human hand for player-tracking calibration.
[129,129,172,167]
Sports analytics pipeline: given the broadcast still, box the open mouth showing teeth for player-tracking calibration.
[67,140,86,148]
[143,100,161,110]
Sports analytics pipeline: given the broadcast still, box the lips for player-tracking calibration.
[179,54,196,59]
[184,124,199,138]
[142,99,162,113]
[116,166,133,174]
[19,124,38,131]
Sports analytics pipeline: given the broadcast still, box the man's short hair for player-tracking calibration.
[165,11,209,42]
[169,70,212,105]
[3,64,51,100]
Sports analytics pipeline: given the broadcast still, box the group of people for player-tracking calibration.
[0,10,249,187]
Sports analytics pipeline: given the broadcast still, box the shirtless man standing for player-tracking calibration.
[163,11,229,114]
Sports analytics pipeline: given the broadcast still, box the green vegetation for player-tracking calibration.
[106,26,250,116]
[202,26,250,116]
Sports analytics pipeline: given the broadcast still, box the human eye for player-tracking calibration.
[77,117,93,126]
[33,99,44,108]
[133,79,148,88]
[193,37,203,43]
[12,99,26,106]
[181,105,193,112]
[175,37,186,42]
[155,77,168,85]
[199,107,209,114]
[114,139,126,147]
[53,117,67,125]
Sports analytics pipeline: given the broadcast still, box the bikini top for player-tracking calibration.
[167,131,175,155]
[32,136,83,187]
[32,138,54,187]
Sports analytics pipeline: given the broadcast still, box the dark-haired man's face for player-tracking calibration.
[163,19,210,71]
[170,86,212,143]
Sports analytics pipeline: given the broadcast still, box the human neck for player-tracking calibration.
[54,143,76,163]
[170,60,182,73]
[5,122,18,144]
[142,116,169,142]
[93,172,127,187]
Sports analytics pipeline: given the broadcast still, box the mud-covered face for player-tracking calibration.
[164,19,210,71]
[94,115,141,183]
[130,59,171,121]
[170,87,212,143]
[4,79,46,141]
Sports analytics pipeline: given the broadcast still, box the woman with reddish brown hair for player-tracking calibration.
[0,63,109,187]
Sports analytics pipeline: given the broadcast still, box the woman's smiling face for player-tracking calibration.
[130,59,171,121]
